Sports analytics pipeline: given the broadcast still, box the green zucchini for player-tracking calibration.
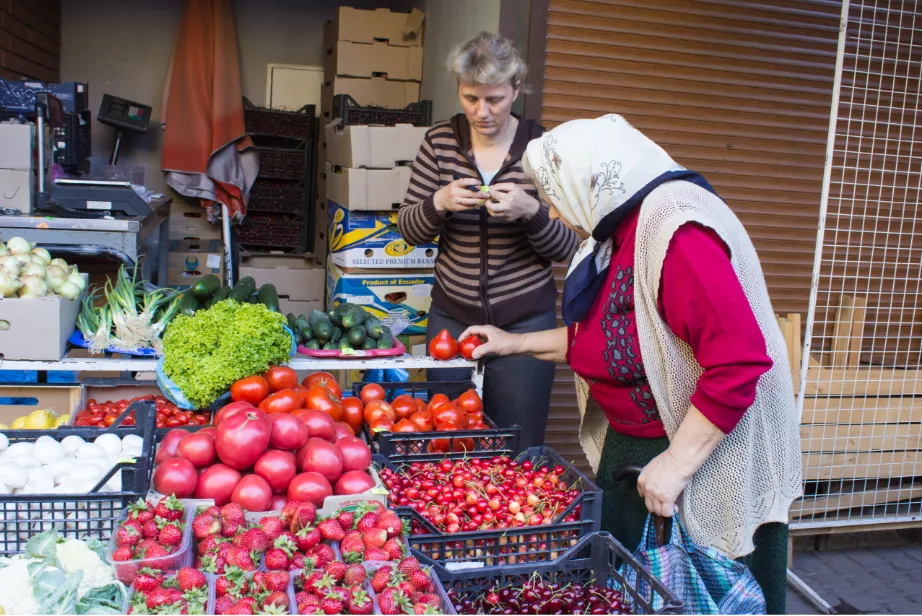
[229,276,256,303]
[177,291,199,317]
[212,286,231,304]
[257,284,280,313]
[191,274,221,301]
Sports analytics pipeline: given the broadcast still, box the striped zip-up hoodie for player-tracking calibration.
[398,114,579,326]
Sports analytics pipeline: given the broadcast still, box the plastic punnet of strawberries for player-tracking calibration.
[447,578,633,615]
[295,557,443,615]
[126,567,208,615]
[111,496,187,564]
[214,567,293,615]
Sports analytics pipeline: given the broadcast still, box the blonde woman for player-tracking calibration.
[398,32,578,449]
[463,115,802,614]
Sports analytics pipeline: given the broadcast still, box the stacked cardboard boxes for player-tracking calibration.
[239,255,325,316]
[319,7,436,336]
[0,122,37,213]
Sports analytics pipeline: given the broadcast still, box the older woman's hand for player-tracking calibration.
[458,325,525,359]
[637,449,693,518]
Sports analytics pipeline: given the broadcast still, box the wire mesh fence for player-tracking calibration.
[797,0,922,529]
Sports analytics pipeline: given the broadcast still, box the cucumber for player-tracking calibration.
[377,332,394,350]
[177,291,199,317]
[305,340,321,350]
[298,324,314,341]
[363,317,384,340]
[341,307,367,329]
[314,320,334,343]
[322,342,338,351]
[347,326,367,347]
[308,310,331,331]
[247,293,258,304]
[257,284,280,313]
[329,309,343,327]
[362,338,377,351]
[229,276,256,303]
[191,274,221,301]
[286,313,298,330]
[330,327,342,344]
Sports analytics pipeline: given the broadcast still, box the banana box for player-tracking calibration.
[326,262,432,335]
[328,201,437,269]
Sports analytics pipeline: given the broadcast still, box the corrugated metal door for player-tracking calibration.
[538,0,842,472]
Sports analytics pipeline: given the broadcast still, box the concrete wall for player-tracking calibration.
[59,0,412,191]
[416,0,502,123]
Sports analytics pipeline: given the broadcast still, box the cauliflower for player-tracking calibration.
[0,557,41,615]
[56,538,115,594]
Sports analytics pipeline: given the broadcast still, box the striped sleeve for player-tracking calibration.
[522,204,581,264]
[398,131,446,246]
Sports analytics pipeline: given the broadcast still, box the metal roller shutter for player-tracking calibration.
[536,0,842,472]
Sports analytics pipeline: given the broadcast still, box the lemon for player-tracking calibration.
[23,409,57,429]
[0,423,9,430]
[54,414,70,428]
[11,417,26,430]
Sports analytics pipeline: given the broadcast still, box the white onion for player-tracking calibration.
[12,254,31,267]
[22,261,46,278]
[30,247,51,265]
[18,274,47,299]
[6,237,32,256]
[56,281,80,301]
[0,256,21,277]
[50,258,70,271]
[67,270,86,292]
[46,265,67,291]
[0,271,22,298]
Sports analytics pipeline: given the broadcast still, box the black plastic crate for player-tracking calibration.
[256,146,307,181]
[244,98,315,141]
[248,181,308,214]
[354,380,520,462]
[53,109,92,168]
[236,216,308,252]
[0,401,156,556]
[430,531,682,615]
[332,94,432,127]
[374,446,602,568]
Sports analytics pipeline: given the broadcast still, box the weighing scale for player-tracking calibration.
[38,94,156,219]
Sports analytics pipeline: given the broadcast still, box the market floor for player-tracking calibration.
[788,545,922,614]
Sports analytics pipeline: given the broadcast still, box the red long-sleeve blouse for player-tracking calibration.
[566,207,773,438]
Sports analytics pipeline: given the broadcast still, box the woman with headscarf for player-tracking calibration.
[463,114,802,614]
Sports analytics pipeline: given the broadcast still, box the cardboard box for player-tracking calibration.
[326,162,411,211]
[326,123,427,169]
[328,201,436,269]
[237,264,325,302]
[0,123,34,170]
[327,7,424,47]
[325,40,423,81]
[239,254,316,270]
[167,240,224,287]
[322,77,419,117]
[0,384,82,426]
[280,298,324,315]
[327,262,432,335]
[169,197,221,241]
[0,169,33,213]
[0,277,86,361]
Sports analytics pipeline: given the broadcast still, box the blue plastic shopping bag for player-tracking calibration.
[624,514,767,615]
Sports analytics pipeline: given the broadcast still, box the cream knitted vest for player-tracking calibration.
[577,180,803,558]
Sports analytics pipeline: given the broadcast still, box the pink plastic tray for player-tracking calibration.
[297,338,406,359]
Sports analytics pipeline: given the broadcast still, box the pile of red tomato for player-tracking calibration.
[73,396,210,428]
[152,368,375,512]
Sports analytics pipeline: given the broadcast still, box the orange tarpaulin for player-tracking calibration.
[160,0,257,219]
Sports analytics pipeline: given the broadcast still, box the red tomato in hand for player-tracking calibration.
[303,372,343,400]
[231,375,269,405]
[258,389,302,415]
[265,366,298,392]
[459,335,483,360]
[429,329,460,360]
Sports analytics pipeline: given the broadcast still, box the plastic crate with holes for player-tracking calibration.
[255,147,308,181]
[236,217,308,253]
[248,181,308,215]
[244,98,316,142]
[0,401,156,557]
[332,94,433,127]
[429,531,683,615]
[373,446,601,569]
[355,380,520,463]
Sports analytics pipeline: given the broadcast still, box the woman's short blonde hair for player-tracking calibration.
[447,32,528,89]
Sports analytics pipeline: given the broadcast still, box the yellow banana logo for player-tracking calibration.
[384,239,412,256]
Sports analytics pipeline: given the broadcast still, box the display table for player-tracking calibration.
[0,196,172,286]
[0,354,485,394]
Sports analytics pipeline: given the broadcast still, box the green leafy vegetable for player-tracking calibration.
[76,583,128,614]
[24,530,61,568]
[162,300,291,408]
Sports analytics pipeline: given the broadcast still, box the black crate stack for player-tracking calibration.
[238,99,318,254]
